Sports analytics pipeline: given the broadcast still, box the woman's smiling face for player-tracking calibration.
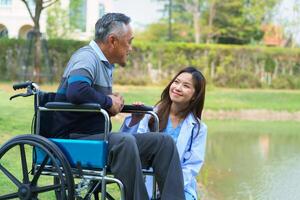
[169,72,195,105]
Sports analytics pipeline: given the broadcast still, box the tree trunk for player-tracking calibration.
[183,0,201,43]
[193,11,201,43]
[34,30,41,82]
[33,0,42,82]
[206,0,216,44]
[21,0,58,82]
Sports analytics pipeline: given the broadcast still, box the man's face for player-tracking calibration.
[113,24,134,67]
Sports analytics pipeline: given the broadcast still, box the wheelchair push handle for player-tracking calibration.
[10,81,39,100]
[12,81,33,90]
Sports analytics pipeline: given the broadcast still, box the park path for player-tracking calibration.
[203,109,300,121]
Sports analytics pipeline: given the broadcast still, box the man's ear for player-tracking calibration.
[107,34,118,48]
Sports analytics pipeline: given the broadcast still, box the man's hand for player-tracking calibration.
[108,93,124,116]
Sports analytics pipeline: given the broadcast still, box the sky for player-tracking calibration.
[109,0,163,30]
[272,0,300,44]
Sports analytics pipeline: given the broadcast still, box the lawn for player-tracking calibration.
[1,83,300,138]
[117,85,300,111]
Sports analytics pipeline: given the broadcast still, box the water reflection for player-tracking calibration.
[258,135,269,160]
[200,131,300,200]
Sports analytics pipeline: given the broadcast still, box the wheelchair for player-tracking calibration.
[0,81,159,200]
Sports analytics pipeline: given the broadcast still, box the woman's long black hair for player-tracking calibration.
[149,66,206,132]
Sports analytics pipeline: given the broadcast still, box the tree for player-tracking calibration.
[21,0,58,82]
[169,0,204,43]
[135,21,193,42]
[151,0,279,44]
[180,0,202,43]
[155,0,204,43]
[47,1,70,39]
[204,0,279,44]
[205,0,217,43]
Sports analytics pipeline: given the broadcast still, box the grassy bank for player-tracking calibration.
[2,83,300,110]
[117,85,300,111]
[0,83,300,136]
[1,83,300,137]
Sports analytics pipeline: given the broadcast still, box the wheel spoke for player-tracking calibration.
[32,183,61,193]
[19,144,30,184]
[0,192,19,200]
[0,163,22,187]
[31,155,49,186]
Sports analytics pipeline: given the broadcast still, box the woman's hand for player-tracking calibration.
[129,102,145,127]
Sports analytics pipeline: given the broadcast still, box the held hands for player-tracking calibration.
[129,102,145,127]
[108,93,124,116]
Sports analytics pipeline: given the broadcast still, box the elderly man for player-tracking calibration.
[54,13,185,200]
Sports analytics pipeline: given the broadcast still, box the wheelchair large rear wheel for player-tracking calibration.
[0,134,74,200]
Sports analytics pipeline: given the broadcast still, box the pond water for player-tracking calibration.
[200,131,300,200]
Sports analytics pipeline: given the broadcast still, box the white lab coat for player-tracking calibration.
[120,112,207,199]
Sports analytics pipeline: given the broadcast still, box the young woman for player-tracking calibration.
[121,66,207,200]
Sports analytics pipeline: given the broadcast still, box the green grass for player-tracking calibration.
[206,88,300,111]
[115,85,300,111]
[0,83,300,142]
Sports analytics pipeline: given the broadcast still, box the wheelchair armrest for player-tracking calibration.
[121,105,153,113]
[44,102,101,110]
[121,105,159,131]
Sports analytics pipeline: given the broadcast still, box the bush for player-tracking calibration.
[214,70,261,88]
[229,71,262,88]
[271,75,300,89]
[114,68,150,85]
[213,71,230,87]
[1,38,300,89]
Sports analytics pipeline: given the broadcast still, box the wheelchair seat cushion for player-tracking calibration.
[35,138,107,169]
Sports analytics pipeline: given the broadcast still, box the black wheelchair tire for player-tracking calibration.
[0,134,75,200]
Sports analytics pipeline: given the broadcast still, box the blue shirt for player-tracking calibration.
[163,117,183,143]
[53,41,114,138]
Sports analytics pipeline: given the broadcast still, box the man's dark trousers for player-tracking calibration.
[79,132,185,200]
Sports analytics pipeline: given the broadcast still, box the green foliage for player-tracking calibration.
[214,70,261,88]
[2,39,300,89]
[230,70,262,88]
[0,38,25,81]
[136,22,193,43]
[69,0,86,31]
[152,0,279,44]
[210,0,278,44]
[264,57,276,72]
[46,2,71,39]
[113,68,150,85]
[135,23,169,42]
[271,75,300,89]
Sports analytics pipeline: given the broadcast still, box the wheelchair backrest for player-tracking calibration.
[34,91,56,137]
